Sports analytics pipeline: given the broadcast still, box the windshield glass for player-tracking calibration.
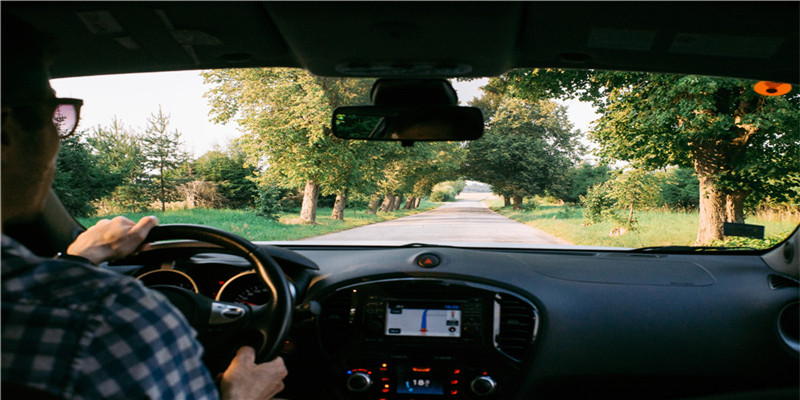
[50,69,799,250]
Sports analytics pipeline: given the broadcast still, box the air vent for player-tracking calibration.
[778,302,799,355]
[769,274,799,290]
[494,294,538,362]
[318,289,355,354]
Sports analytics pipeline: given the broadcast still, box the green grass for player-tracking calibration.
[485,199,799,249]
[78,200,439,241]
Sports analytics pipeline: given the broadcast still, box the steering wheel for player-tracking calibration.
[143,224,294,373]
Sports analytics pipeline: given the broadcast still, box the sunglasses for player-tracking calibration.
[50,98,83,139]
[10,97,84,139]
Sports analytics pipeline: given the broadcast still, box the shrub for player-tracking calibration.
[430,190,455,202]
[255,186,282,220]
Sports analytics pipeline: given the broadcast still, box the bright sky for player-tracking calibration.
[50,71,599,158]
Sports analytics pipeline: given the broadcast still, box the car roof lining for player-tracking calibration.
[5,2,799,82]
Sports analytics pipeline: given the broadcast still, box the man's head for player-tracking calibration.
[1,16,63,227]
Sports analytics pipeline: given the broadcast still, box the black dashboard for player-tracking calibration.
[118,242,800,400]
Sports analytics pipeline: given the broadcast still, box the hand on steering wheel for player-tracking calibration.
[143,224,294,373]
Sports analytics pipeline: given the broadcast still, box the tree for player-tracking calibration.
[86,117,151,212]
[192,144,259,209]
[559,163,611,204]
[660,167,699,211]
[496,69,800,244]
[203,68,374,223]
[142,106,190,212]
[53,136,117,217]
[464,96,580,209]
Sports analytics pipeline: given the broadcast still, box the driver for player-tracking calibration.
[1,16,288,399]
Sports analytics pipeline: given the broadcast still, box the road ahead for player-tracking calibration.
[305,196,571,245]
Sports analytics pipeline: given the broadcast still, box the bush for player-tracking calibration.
[255,186,282,220]
[430,190,455,202]
[178,180,226,209]
[580,183,614,224]
[660,167,699,211]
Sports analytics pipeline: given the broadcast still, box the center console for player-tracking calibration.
[316,279,539,399]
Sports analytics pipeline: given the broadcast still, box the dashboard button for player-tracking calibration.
[417,254,441,268]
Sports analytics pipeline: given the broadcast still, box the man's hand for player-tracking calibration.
[66,216,158,265]
[220,347,288,400]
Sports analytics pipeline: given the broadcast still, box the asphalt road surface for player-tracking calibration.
[306,196,571,245]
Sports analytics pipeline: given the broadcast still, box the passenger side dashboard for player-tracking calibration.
[285,246,799,399]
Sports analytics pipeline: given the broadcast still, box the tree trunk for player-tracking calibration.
[331,190,348,220]
[627,201,634,228]
[366,193,382,215]
[725,191,748,223]
[380,194,395,212]
[694,173,726,244]
[512,195,523,210]
[160,163,166,212]
[393,194,404,211]
[414,197,421,208]
[503,196,511,207]
[300,180,319,224]
[404,197,416,210]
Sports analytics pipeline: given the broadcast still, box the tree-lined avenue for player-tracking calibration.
[307,195,570,244]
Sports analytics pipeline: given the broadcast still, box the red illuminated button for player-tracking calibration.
[416,254,441,268]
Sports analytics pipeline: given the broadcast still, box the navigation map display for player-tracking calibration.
[385,301,461,337]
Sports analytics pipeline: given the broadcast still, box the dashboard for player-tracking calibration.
[117,241,800,400]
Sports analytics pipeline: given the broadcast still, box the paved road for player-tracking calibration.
[305,198,571,244]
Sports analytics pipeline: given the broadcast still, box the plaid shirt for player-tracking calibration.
[1,235,219,399]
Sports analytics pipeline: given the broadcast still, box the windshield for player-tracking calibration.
[50,69,799,250]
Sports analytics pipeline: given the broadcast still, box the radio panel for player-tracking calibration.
[316,279,540,399]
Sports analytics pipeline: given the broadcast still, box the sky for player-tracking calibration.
[50,71,599,158]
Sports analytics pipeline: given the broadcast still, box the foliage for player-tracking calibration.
[142,106,190,211]
[78,201,439,242]
[430,190,454,202]
[85,118,152,212]
[203,68,377,222]
[177,180,226,209]
[192,144,259,209]
[559,163,611,204]
[659,167,699,211]
[489,200,794,250]
[464,96,581,202]
[255,186,283,221]
[495,69,800,243]
[581,169,662,229]
[53,136,116,217]
[430,179,466,202]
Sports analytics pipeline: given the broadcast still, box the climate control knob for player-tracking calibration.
[346,372,372,392]
[470,376,497,396]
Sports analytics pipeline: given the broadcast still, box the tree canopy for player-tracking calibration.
[464,95,581,208]
[494,69,799,243]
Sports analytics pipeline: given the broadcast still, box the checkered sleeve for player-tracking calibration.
[70,281,219,400]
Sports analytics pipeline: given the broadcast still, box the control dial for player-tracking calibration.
[470,376,497,396]
[346,372,372,392]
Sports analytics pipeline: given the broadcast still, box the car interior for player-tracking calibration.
[3,2,799,399]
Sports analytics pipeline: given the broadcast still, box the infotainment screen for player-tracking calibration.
[385,301,461,337]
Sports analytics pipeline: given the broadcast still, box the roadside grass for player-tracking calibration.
[485,198,799,249]
[78,200,439,242]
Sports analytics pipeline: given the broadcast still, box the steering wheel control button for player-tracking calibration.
[470,375,497,396]
[417,253,441,268]
[346,371,373,392]
[209,303,246,325]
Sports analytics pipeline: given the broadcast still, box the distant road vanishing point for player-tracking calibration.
[306,195,570,245]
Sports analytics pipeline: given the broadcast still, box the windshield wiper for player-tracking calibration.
[630,245,757,253]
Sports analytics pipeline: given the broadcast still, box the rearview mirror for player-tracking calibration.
[332,105,484,141]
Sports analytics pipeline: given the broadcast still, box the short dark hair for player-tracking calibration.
[2,14,59,131]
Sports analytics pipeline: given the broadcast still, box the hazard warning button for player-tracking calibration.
[416,253,441,268]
